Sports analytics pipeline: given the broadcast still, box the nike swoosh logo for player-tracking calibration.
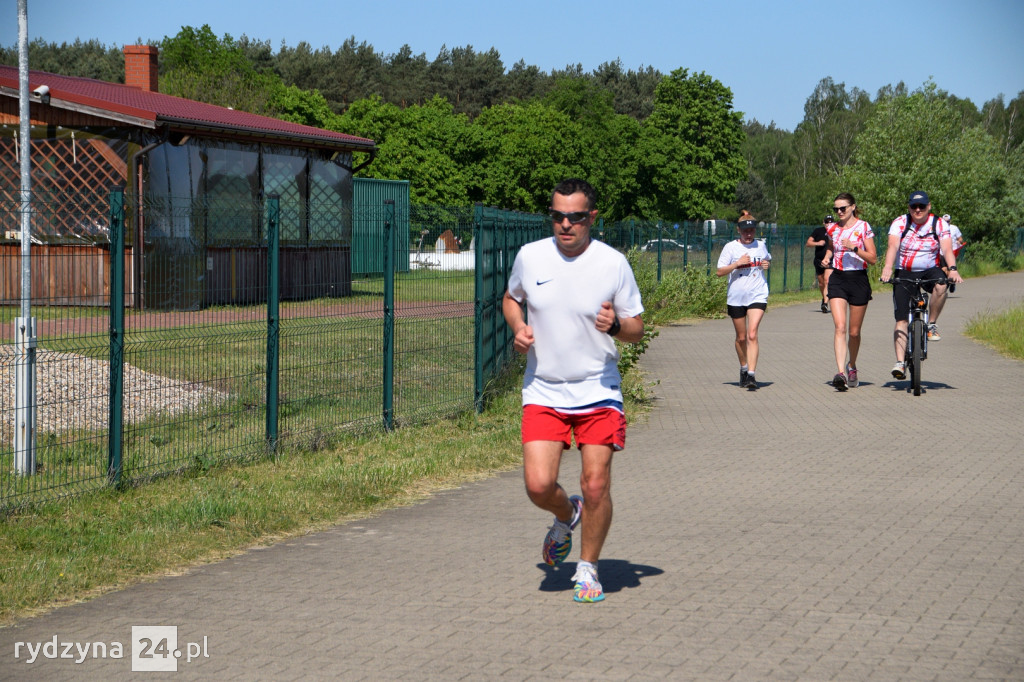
[536,279,553,285]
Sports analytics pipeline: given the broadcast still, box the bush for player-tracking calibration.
[626,248,727,325]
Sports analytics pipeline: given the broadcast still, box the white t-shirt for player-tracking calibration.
[948,224,964,255]
[507,237,644,410]
[888,214,950,271]
[717,239,771,306]
[828,219,874,271]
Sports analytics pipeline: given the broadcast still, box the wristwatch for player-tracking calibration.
[948,265,958,271]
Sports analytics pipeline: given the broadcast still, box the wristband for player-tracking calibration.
[607,316,621,337]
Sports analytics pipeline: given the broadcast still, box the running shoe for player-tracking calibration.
[740,368,750,388]
[542,495,583,566]
[572,562,605,603]
[846,365,859,388]
[821,300,830,314]
[891,361,906,380]
[832,373,848,391]
[927,324,941,341]
[746,373,758,391]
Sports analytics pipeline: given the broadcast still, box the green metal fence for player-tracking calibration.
[0,190,540,510]
[602,219,821,293]
[2,191,1021,511]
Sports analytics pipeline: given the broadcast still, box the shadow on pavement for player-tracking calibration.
[881,380,957,393]
[536,559,664,594]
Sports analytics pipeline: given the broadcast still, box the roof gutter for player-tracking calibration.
[156,116,376,153]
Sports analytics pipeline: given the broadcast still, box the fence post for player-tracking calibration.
[473,204,484,413]
[657,222,663,283]
[782,228,789,293]
[682,222,689,269]
[107,187,125,485]
[265,196,280,450]
[799,226,805,290]
[382,200,395,431]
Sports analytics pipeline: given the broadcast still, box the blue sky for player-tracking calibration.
[6,0,1024,131]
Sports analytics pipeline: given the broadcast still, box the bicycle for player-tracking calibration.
[884,273,948,396]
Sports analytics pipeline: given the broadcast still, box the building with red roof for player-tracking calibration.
[0,46,377,309]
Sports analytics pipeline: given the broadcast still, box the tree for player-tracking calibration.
[0,38,123,82]
[844,82,1011,243]
[541,75,638,220]
[741,120,793,222]
[633,69,746,220]
[382,45,429,108]
[160,25,281,114]
[593,60,662,120]
[470,101,585,210]
[336,95,473,205]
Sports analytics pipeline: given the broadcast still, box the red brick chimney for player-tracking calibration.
[123,45,158,92]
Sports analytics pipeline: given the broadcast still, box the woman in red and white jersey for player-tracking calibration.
[822,192,876,391]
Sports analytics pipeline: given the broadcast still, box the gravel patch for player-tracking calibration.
[1,347,228,438]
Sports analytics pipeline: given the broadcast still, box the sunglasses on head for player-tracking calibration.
[910,203,928,211]
[548,209,590,225]
[833,205,851,213]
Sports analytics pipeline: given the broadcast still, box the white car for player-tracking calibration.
[640,238,689,252]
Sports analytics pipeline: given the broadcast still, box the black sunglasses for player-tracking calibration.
[833,205,851,213]
[910,203,928,210]
[549,209,591,225]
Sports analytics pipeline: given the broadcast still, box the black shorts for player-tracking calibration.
[892,267,945,320]
[727,302,767,319]
[814,262,827,277]
[827,269,872,306]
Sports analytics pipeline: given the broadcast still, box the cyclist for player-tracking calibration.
[822,193,876,391]
[880,191,963,379]
[716,212,771,390]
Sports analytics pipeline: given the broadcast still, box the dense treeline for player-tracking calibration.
[3,27,1022,249]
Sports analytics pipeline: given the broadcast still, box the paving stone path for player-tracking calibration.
[2,271,1023,680]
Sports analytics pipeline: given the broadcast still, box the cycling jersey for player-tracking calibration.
[889,214,950,271]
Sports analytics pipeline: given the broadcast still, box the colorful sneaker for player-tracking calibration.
[832,373,848,391]
[542,495,583,566]
[572,562,605,603]
[891,361,906,380]
[846,365,859,388]
[927,324,941,341]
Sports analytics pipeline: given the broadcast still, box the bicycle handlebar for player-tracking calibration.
[880,274,949,286]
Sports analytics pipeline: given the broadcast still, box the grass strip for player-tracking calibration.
[0,384,525,626]
[964,301,1024,361]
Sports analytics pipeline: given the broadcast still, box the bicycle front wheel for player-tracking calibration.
[910,318,924,396]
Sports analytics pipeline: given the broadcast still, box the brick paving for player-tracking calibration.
[2,271,1023,680]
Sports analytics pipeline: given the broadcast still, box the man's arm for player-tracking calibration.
[595,301,644,344]
[502,290,535,353]
[880,233,900,281]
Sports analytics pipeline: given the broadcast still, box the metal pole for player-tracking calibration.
[265,196,280,450]
[107,188,125,485]
[473,204,484,413]
[14,0,37,475]
[382,200,395,431]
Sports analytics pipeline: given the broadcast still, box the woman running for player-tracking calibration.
[716,212,772,390]
[823,193,876,391]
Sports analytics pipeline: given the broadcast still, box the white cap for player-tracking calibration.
[942,214,951,221]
